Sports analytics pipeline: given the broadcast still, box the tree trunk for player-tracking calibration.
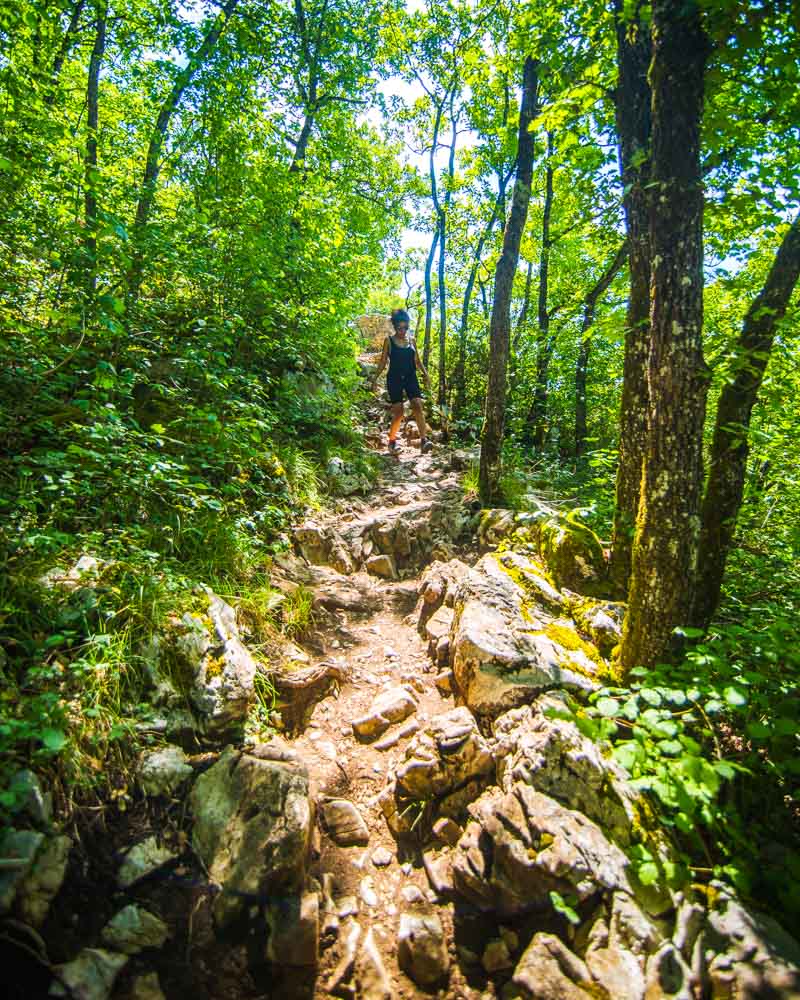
[692,216,800,629]
[575,240,628,459]
[530,134,555,450]
[422,224,440,368]
[437,98,459,408]
[45,0,86,106]
[127,0,241,302]
[83,0,106,305]
[513,258,533,352]
[609,0,653,595]
[619,0,710,672]
[453,164,513,418]
[479,56,539,505]
[423,96,447,369]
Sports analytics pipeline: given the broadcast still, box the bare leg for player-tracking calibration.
[389,402,404,441]
[410,397,428,440]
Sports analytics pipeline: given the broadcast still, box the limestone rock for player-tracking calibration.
[265,891,319,966]
[704,889,800,999]
[50,948,128,1000]
[450,552,599,718]
[424,605,454,645]
[538,517,606,594]
[451,783,633,919]
[174,591,257,739]
[352,685,417,742]
[320,799,370,846]
[326,918,362,994]
[190,746,312,929]
[379,707,495,836]
[294,520,355,575]
[0,829,44,914]
[366,553,398,580]
[398,909,449,986]
[512,934,596,1000]
[482,938,513,973]
[572,600,625,657]
[17,833,71,926]
[610,892,664,958]
[586,945,645,1000]
[371,847,393,867]
[644,942,694,1000]
[432,816,462,847]
[101,904,169,954]
[493,700,638,846]
[128,972,166,1000]
[9,769,52,827]
[356,927,392,1000]
[138,745,192,797]
[116,836,177,890]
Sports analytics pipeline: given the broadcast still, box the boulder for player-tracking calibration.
[644,942,694,1000]
[0,829,44,914]
[352,686,417,742]
[173,591,257,739]
[538,517,606,594]
[127,973,166,1000]
[571,600,625,657]
[9,769,52,827]
[704,889,800,999]
[101,905,169,954]
[450,553,601,718]
[366,554,398,580]
[50,949,128,1000]
[451,783,633,919]
[320,799,370,847]
[190,745,313,929]
[294,520,355,575]
[512,934,596,1000]
[493,700,638,846]
[265,891,319,966]
[379,707,495,836]
[17,833,71,926]
[398,909,449,986]
[117,836,177,890]
[138,746,192,797]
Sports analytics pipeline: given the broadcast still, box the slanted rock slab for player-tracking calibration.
[138,746,192,797]
[190,745,312,929]
[117,837,177,890]
[512,933,596,1000]
[352,685,417,742]
[320,799,370,847]
[101,904,169,954]
[398,909,449,986]
[50,948,128,1000]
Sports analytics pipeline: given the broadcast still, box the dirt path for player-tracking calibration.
[282,433,488,999]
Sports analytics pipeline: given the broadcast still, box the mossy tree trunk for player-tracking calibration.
[609,0,652,595]
[479,56,539,506]
[619,0,710,671]
[692,215,800,630]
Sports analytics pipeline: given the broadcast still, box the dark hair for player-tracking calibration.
[390,308,411,330]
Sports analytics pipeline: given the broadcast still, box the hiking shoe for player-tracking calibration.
[420,437,433,454]
[388,438,399,455]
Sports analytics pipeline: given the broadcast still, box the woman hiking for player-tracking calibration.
[371,308,433,455]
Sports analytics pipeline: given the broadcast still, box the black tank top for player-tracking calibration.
[388,336,416,378]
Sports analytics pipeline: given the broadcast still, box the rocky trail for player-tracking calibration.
[4,365,800,1000]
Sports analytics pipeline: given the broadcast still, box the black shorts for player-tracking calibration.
[387,372,422,404]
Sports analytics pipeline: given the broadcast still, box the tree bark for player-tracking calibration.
[619,0,710,671]
[609,0,653,595]
[423,95,447,369]
[83,0,106,305]
[437,97,459,408]
[513,258,534,352]
[479,56,539,505]
[452,163,514,417]
[530,133,555,450]
[127,0,240,302]
[575,239,628,459]
[692,216,800,629]
[45,0,86,106]
[422,224,440,368]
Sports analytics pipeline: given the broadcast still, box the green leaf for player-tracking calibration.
[595,696,620,717]
[637,861,660,886]
[549,890,581,926]
[41,729,67,752]
[723,686,747,707]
